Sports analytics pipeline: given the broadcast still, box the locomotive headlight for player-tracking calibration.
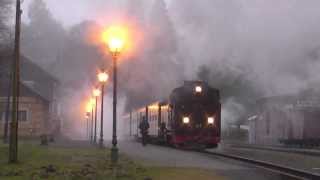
[208,117,215,124]
[183,117,190,124]
[195,86,202,93]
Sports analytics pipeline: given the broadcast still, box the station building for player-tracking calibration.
[0,52,61,137]
[248,93,320,145]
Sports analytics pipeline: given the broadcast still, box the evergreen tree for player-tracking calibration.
[148,0,177,55]
[0,0,12,49]
[55,21,104,87]
[21,0,66,70]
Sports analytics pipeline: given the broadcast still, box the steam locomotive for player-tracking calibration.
[124,81,221,148]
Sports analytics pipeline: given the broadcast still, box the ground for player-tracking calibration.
[118,140,284,180]
[1,139,307,180]
[0,139,223,180]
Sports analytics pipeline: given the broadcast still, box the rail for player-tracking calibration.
[201,150,320,180]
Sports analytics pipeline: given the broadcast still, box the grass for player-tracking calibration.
[145,167,225,180]
[0,141,224,180]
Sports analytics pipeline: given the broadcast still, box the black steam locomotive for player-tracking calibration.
[124,81,221,148]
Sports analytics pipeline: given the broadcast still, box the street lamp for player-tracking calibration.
[97,71,108,148]
[93,88,101,144]
[104,26,126,164]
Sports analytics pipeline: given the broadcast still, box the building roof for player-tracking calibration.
[0,52,58,102]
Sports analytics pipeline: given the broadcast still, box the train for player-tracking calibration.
[124,81,221,148]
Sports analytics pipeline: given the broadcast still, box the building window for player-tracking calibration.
[0,110,28,122]
[18,111,28,122]
[0,111,5,121]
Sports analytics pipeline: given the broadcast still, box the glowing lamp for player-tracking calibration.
[102,26,127,54]
[93,89,101,97]
[208,117,215,124]
[195,86,202,93]
[98,72,108,83]
[86,102,92,113]
[109,38,124,53]
[183,117,190,124]
[90,98,95,106]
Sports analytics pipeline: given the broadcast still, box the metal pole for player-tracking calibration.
[89,115,91,142]
[99,84,105,148]
[91,108,93,143]
[9,0,21,163]
[111,54,118,164]
[87,117,88,140]
[158,105,161,136]
[129,110,132,136]
[87,116,89,140]
[94,97,98,144]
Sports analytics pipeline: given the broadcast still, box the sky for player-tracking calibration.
[22,0,116,26]
[21,0,170,26]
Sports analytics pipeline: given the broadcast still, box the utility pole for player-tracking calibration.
[9,0,22,163]
[3,68,12,144]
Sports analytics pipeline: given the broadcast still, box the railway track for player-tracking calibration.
[133,139,320,179]
[200,150,320,180]
[225,143,320,156]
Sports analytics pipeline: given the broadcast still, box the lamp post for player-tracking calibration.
[93,88,101,144]
[90,98,95,143]
[97,72,108,148]
[86,102,92,141]
[85,113,90,140]
[104,26,126,164]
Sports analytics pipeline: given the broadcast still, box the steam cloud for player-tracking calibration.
[13,0,320,137]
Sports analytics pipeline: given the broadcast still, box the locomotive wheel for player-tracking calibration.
[206,144,218,149]
[173,143,184,149]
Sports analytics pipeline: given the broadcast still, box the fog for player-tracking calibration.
[170,0,320,128]
[10,0,320,137]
